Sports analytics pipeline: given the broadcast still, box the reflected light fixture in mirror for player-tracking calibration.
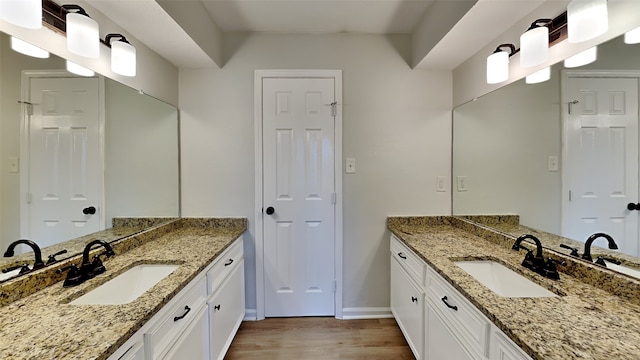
[106,34,136,77]
[625,27,640,44]
[520,19,552,68]
[525,66,550,84]
[62,5,99,58]
[567,0,608,43]
[0,0,42,29]
[564,46,597,67]
[10,36,49,58]
[487,44,517,84]
[66,60,95,77]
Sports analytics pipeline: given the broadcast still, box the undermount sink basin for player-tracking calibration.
[602,260,640,280]
[0,268,21,281]
[455,260,558,298]
[70,264,180,305]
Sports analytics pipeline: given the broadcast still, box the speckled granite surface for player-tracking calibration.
[388,216,640,360]
[0,217,246,360]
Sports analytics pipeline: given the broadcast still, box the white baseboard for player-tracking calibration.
[341,307,393,320]
[243,309,258,321]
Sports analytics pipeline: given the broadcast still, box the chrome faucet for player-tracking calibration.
[3,239,45,273]
[582,233,618,262]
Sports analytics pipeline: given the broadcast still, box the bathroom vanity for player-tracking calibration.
[0,218,246,360]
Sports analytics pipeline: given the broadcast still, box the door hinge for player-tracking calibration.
[18,101,34,115]
[569,190,572,202]
[26,192,32,204]
[568,100,579,114]
[331,192,336,205]
[330,102,337,117]
[333,280,337,293]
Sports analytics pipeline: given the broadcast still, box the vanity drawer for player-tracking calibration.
[207,238,244,294]
[391,235,425,285]
[144,276,208,359]
[427,267,489,358]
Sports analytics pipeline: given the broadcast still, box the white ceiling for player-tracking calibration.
[86,0,548,70]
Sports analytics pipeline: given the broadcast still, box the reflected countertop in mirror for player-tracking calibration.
[452,31,640,277]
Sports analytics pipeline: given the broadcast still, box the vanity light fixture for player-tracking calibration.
[520,19,552,68]
[567,0,608,43]
[10,36,50,58]
[525,67,551,84]
[0,0,42,29]
[487,44,518,84]
[105,34,136,77]
[66,60,95,77]
[624,26,640,44]
[564,46,597,67]
[62,5,100,58]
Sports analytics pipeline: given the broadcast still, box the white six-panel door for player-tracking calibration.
[262,77,336,317]
[563,75,639,256]
[27,76,103,247]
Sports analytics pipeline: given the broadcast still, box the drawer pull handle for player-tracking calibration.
[214,304,221,311]
[441,296,458,311]
[224,259,234,266]
[173,305,191,322]
[398,252,407,259]
[411,296,418,303]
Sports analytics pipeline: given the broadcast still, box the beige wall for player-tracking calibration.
[179,32,452,313]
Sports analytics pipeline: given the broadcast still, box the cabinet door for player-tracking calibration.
[489,327,532,360]
[108,341,144,360]
[391,257,424,360]
[210,259,245,360]
[162,305,210,360]
[426,303,474,360]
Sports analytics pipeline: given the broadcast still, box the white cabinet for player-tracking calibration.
[426,302,473,360]
[107,237,245,360]
[391,257,424,359]
[209,258,245,360]
[390,235,532,360]
[163,305,210,360]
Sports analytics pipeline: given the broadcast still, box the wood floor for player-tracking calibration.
[225,317,415,359]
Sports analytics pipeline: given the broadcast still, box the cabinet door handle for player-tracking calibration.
[224,258,234,266]
[398,252,407,259]
[441,296,458,311]
[214,304,221,311]
[411,296,418,303]
[173,305,191,321]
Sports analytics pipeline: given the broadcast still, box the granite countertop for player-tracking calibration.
[0,218,246,360]
[388,216,640,360]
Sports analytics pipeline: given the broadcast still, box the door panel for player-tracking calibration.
[564,76,639,256]
[263,77,335,317]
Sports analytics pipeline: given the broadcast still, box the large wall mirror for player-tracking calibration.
[453,28,640,275]
[0,31,179,278]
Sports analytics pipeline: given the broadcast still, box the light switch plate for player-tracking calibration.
[345,158,356,174]
[8,157,19,173]
[436,176,447,192]
[456,176,468,192]
[548,156,559,172]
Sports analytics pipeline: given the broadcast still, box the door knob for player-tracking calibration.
[627,203,640,211]
[82,206,96,215]
[265,207,275,215]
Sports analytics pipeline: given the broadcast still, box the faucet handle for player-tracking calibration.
[3,263,30,275]
[46,249,69,264]
[57,264,84,287]
[560,244,580,257]
[541,258,566,280]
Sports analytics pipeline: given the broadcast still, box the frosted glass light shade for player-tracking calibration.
[520,26,549,68]
[564,46,597,68]
[0,0,42,29]
[111,41,136,77]
[487,51,509,84]
[567,0,608,43]
[526,67,551,84]
[625,27,640,44]
[66,60,95,77]
[66,12,99,58]
[10,36,49,58]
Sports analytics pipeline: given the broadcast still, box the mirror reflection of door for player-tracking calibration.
[24,74,103,248]
[562,72,639,256]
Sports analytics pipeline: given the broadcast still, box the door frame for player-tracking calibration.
[254,69,343,320]
[560,70,640,238]
[19,70,106,239]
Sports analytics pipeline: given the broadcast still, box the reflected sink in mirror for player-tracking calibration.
[455,260,558,298]
[70,264,180,305]
[0,268,21,282]
[602,260,640,281]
